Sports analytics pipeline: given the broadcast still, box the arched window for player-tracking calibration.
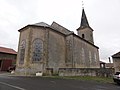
[94,53,97,63]
[89,51,92,64]
[81,48,85,64]
[32,38,43,62]
[82,34,85,38]
[19,40,26,64]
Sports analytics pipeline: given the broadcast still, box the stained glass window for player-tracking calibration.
[19,40,26,64]
[32,38,43,62]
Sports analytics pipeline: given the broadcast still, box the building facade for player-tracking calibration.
[16,9,100,75]
[112,52,120,72]
[0,47,17,71]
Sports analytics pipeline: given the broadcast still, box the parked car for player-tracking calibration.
[113,72,120,84]
[7,65,16,72]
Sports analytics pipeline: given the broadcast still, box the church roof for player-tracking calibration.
[50,21,72,35]
[31,22,50,27]
[18,22,50,32]
[19,21,72,35]
[112,52,120,58]
[18,21,98,49]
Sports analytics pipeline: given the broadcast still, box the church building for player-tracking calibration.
[16,9,100,75]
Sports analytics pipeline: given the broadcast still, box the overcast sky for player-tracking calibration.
[0,0,120,63]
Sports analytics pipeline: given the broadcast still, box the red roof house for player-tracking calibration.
[0,47,17,71]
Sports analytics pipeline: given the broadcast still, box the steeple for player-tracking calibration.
[77,8,94,44]
[80,8,89,28]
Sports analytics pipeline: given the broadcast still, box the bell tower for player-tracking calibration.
[77,8,94,44]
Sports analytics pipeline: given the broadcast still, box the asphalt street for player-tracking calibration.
[0,74,120,90]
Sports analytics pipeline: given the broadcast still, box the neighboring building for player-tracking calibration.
[16,8,100,75]
[99,61,106,68]
[112,52,120,72]
[0,47,17,71]
[106,63,114,68]
[99,61,113,69]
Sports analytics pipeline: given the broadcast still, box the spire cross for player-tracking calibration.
[82,0,84,9]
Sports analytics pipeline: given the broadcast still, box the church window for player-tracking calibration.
[32,38,43,62]
[66,39,73,63]
[90,34,92,37]
[89,51,92,64]
[94,53,97,63]
[82,34,85,38]
[19,40,26,64]
[81,48,85,64]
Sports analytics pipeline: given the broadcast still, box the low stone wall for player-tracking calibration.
[15,67,43,76]
[15,67,114,77]
[58,68,114,77]
[45,68,53,76]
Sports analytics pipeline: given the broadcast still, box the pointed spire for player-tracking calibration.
[80,8,89,28]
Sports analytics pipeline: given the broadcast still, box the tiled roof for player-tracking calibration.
[112,52,120,58]
[50,21,72,35]
[0,47,17,55]
[18,22,50,32]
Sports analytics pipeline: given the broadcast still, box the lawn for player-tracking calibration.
[46,76,113,83]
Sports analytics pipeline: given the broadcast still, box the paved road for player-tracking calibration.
[0,75,119,90]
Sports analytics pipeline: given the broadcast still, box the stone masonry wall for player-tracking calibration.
[58,68,114,77]
[66,34,99,68]
[48,29,66,73]
[16,26,47,75]
[113,58,120,72]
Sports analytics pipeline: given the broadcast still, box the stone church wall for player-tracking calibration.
[66,35,74,67]
[78,27,94,44]
[16,27,47,75]
[65,35,99,69]
[16,23,100,76]
[16,27,31,75]
[16,27,30,67]
[73,37,87,68]
[48,30,66,73]
[85,41,99,68]
[28,27,46,74]
[75,37,99,68]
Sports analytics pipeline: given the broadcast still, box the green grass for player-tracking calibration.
[45,76,113,83]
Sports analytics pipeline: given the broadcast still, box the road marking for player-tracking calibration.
[0,81,26,90]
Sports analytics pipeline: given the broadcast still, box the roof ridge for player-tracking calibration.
[0,46,17,54]
[112,51,120,58]
[31,22,50,27]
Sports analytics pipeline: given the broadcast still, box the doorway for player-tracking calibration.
[0,60,2,70]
